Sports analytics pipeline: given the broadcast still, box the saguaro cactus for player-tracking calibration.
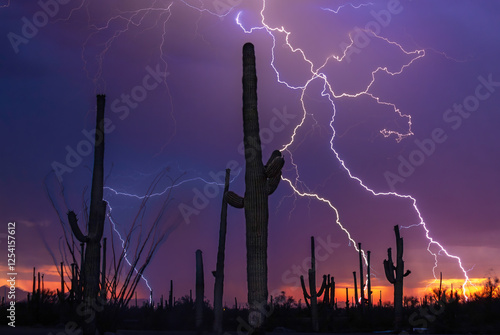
[213,169,230,334]
[345,288,349,309]
[195,249,205,333]
[300,236,327,332]
[367,250,372,308]
[32,267,36,301]
[328,275,335,308]
[384,225,411,332]
[225,43,285,332]
[353,271,358,307]
[169,279,173,308]
[67,94,107,335]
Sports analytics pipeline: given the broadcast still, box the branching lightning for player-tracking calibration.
[63,0,472,301]
[64,0,245,303]
[106,202,154,297]
[236,0,472,299]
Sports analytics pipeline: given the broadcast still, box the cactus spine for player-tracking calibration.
[383,225,411,332]
[300,236,327,332]
[67,94,107,335]
[225,42,284,332]
[213,169,230,334]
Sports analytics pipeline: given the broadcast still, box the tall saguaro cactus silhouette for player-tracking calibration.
[213,169,230,334]
[300,236,327,332]
[226,43,285,332]
[67,94,107,335]
[384,225,411,332]
[195,249,205,333]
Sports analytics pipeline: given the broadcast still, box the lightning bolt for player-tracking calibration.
[79,2,172,90]
[63,0,244,302]
[236,0,472,299]
[179,0,240,18]
[321,2,375,14]
[106,202,154,301]
[61,0,472,302]
[102,168,241,301]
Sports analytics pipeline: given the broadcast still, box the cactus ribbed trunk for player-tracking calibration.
[195,249,205,333]
[213,169,230,334]
[243,42,268,332]
[67,95,107,335]
[225,43,284,334]
[384,225,411,332]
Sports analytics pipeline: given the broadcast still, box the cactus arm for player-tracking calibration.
[317,274,327,297]
[225,191,244,208]
[383,247,396,284]
[266,173,281,195]
[300,275,311,300]
[403,269,411,277]
[67,211,89,243]
[264,150,285,178]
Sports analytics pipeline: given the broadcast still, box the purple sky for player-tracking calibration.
[1,0,500,306]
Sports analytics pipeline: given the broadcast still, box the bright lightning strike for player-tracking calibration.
[236,0,472,299]
[104,172,239,200]
[102,169,241,299]
[68,0,473,302]
[320,2,375,14]
[106,203,154,302]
